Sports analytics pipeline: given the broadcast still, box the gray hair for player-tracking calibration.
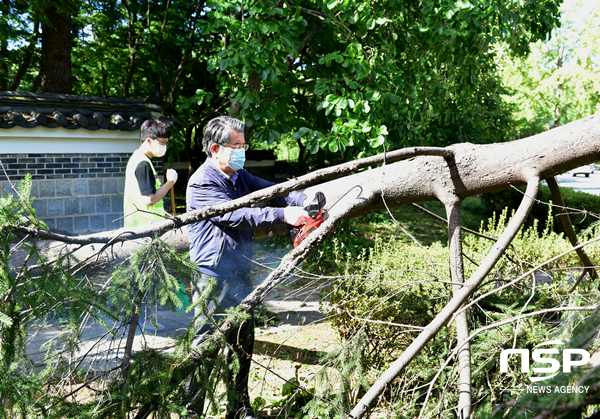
[202,116,245,157]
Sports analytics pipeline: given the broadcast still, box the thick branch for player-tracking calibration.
[349,175,540,418]
[9,113,600,270]
[13,147,452,246]
[546,176,597,280]
[445,200,471,418]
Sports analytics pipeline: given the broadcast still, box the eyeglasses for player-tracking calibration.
[225,143,249,151]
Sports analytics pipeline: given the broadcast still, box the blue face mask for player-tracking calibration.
[228,148,246,171]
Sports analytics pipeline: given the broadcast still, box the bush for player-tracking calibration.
[321,239,451,368]
[480,185,600,235]
[320,207,600,417]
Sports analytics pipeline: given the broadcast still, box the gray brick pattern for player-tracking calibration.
[0,153,165,181]
[1,176,129,234]
[0,152,166,233]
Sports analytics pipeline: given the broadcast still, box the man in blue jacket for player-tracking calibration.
[186,116,308,419]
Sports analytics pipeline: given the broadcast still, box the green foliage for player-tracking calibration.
[0,176,107,417]
[265,362,316,418]
[4,0,563,169]
[302,334,371,418]
[499,2,600,136]
[480,184,600,235]
[491,303,600,419]
[110,236,196,316]
[0,178,243,418]
[320,205,600,417]
[321,238,451,368]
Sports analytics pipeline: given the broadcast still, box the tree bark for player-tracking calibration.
[10,113,600,268]
[546,176,597,280]
[445,200,471,418]
[40,0,73,94]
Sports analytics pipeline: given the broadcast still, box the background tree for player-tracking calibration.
[500,1,600,137]
[40,0,76,94]
[1,0,562,170]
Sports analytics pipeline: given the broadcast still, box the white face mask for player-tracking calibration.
[152,143,167,158]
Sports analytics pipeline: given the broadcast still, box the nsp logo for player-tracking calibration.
[499,339,590,383]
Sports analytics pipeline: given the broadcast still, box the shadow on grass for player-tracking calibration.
[254,339,327,365]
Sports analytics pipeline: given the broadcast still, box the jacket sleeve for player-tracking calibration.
[242,170,307,208]
[188,179,286,229]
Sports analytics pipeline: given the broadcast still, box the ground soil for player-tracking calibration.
[251,322,340,402]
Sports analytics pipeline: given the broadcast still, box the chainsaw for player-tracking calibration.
[290,186,362,248]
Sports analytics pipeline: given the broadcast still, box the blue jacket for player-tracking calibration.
[186,160,306,279]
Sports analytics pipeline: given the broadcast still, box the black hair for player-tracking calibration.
[140,118,171,142]
[202,116,245,157]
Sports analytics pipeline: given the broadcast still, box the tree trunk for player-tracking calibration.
[14,113,600,268]
[40,0,73,94]
[6,113,600,419]
[445,200,472,418]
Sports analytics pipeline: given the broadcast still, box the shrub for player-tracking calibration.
[320,206,600,417]
[321,238,451,368]
[480,185,600,234]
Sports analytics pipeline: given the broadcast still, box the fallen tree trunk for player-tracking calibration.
[6,113,600,418]
[18,112,600,268]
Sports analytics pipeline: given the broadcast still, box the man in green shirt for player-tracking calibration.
[124,119,178,227]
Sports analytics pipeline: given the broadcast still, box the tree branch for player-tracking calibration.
[546,176,597,280]
[12,147,453,246]
[445,199,471,418]
[349,175,540,418]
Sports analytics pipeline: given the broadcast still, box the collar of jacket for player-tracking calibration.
[206,158,239,184]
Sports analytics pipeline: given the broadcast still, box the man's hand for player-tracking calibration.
[283,206,309,226]
[166,168,178,183]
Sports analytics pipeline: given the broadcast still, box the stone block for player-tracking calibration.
[27,180,39,197]
[65,198,80,215]
[41,218,56,229]
[74,180,87,196]
[31,199,47,217]
[96,196,111,213]
[118,177,126,193]
[1,182,16,197]
[56,180,72,196]
[39,181,55,197]
[74,216,89,232]
[89,179,103,195]
[81,197,95,214]
[106,214,123,229]
[104,178,118,194]
[48,199,64,216]
[111,195,124,213]
[90,215,105,231]
[57,217,73,231]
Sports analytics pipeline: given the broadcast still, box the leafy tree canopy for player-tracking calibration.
[1,0,563,167]
[499,0,600,137]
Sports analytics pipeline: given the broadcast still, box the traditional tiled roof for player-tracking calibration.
[0,90,179,131]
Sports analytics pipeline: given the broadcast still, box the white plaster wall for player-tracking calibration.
[0,126,140,153]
